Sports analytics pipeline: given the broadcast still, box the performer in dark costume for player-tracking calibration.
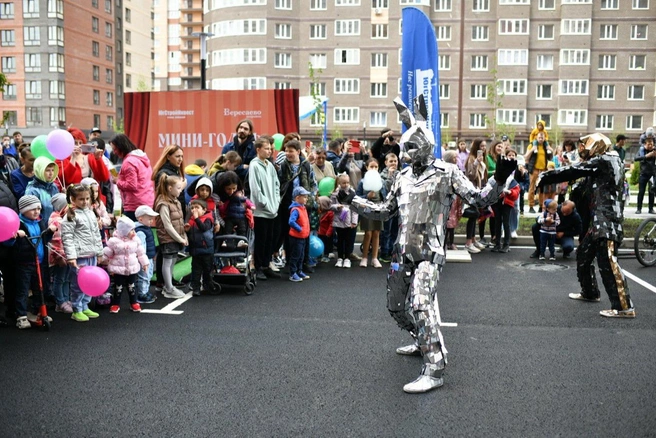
[538,133,634,318]
[351,97,516,393]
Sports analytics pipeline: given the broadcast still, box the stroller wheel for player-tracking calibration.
[244,282,255,295]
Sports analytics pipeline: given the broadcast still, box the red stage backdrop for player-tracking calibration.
[124,89,299,163]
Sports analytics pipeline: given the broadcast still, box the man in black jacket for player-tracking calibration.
[530,200,582,259]
[370,129,401,170]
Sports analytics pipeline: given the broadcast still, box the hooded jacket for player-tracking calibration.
[186,211,214,256]
[529,120,549,143]
[10,167,34,199]
[248,157,280,219]
[103,227,149,276]
[61,206,104,260]
[25,156,60,228]
[57,152,109,187]
[5,214,48,264]
[183,164,205,203]
[117,149,155,212]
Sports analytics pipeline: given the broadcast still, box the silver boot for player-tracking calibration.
[403,363,444,394]
[395,343,421,356]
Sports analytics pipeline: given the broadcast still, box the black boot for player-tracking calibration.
[500,241,510,253]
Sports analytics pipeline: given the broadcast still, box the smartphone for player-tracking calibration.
[477,150,483,158]
[80,144,97,154]
[305,140,312,149]
[350,140,361,153]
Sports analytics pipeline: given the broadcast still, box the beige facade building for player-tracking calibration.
[201,0,655,144]
[123,0,153,94]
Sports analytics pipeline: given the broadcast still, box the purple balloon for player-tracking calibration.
[46,130,75,160]
[0,207,20,242]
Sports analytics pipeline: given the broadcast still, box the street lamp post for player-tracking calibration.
[191,32,214,90]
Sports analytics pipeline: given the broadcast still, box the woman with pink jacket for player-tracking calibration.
[103,216,150,314]
[110,134,155,221]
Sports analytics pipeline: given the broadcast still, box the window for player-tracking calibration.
[600,24,617,40]
[538,24,553,40]
[560,49,589,65]
[105,22,112,38]
[274,52,292,68]
[212,48,266,66]
[626,115,643,130]
[631,24,647,40]
[628,85,645,100]
[0,2,14,19]
[310,0,326,9]
[214,19,266,37]
[471,55,488,71]
[26,107,42,125]
[50,80,65,99]
[500,79,526,95]
[104,0,111,13]
[536,84,552,99]
[633,0,649,8]
[23,0,39,17]
[125,7,131,22]
[125,30,131,45]
[309,82,325,95]
[93,114,101,128]
[629,55,646,70]
[93,90,100,105]
[499,0,529,3]
[370,111,387,128]
[499,19,529,35]
[275,0,291,9]
[561,19,591,35]
[469,113,486,128]
[275,23,292,39]
[597,84,615,100]
[438,83,450,99]
[440,113,449,128]
[598,54,616,70]
[24,53,41,72]
[2,110,17,125]
[92,17,99,33]
[472,25,488,41]
[126,52,132,66]
[435,25,451,40]
[371,82,387,98]
[24,26,40,46]
[334,107,359,123]
[334,49,360,65]
[539,0,555,9]
[105,45,113,61]
[48,26,64,46]
[439,54,450,70]
[49,107,65,125]
[601,0,618,8]
[336,0,360,4]
[309,53,326,69]
[498,49,528,65]
[372,24,388,39]
[470,84,487,99]
[334,78,360,93]
[49,53,64,72]
[559,109,587,126]
[371,53,388,67]
[335,20,360,36]
[107,116,114,131]
[2,83,16,100]
[126,74,131,88]
[472,0,489,11]
[1,56,15,73]
[596,115,614,130]
[562,0,591,3]
[275,82,292,89]
[106,92,113,107]
[25,80,41,99]
[560,79,588,95]
[537,114,553,130]
[310,24,326,39]
[434,0,451,11]
[105,68,113,84]
[0,29,14,46]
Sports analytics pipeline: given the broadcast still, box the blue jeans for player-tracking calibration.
[540,233,556,257]
[381,216,399,256]
[510,199,519,232]
[69,256,97,313]
[288,236,306,276]
[15,263,47,317]
[137,257,154,296]
[51,265,71,306]
[559,236,575,256]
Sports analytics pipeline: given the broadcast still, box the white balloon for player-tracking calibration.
[362,170,383,192]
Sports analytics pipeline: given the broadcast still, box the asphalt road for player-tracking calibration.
[1,248,655,437]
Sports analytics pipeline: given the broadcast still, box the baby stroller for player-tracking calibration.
[212,227,256,295]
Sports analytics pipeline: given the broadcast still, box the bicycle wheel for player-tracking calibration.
[634,217,656,267]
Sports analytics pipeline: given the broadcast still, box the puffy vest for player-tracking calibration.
[155,197,185,245]
[289,205,310,239]
[135,223,157,259]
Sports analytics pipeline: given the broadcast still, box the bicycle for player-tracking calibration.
[634,215,656,267]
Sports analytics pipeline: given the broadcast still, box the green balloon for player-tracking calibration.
[318,177,335,197]
[273,133,285,151]
[31,135,55,160]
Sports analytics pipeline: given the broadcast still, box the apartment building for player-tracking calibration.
[202,0,655,142]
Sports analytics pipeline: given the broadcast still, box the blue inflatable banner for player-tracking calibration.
[401,7,441,158]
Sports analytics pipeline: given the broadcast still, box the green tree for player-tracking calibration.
[136,78,150,92]
[484,61,504,138]
[549,121,564,148]
[0,73,11,127]
[308,62,325,140]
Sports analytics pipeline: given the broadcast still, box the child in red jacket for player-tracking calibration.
[492,178,520,253]
[317,196,334,263]
[288,187,311,282]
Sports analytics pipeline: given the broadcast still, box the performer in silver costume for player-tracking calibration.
[351,97,517,393]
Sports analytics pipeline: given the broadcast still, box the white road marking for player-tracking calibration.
[141,292,193,315]
[140,310,184,315]
[623,270,656,294]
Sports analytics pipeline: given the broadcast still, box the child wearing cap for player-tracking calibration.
[134,205,159,304]
[103,216,150,313]
[288,186,311,282]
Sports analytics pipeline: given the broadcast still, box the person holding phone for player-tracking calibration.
[55,127,110,188]
[371,129,401,170]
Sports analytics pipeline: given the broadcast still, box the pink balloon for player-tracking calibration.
[46,129,75,160]
[0,207,20,242]
[78,266,110,297]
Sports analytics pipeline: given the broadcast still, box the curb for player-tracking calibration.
[353,232,635,246]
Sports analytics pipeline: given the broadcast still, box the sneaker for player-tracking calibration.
[448,244,458,251]
[16,316,31,329]
[348,253,362,261]
[568,293,601,302]
[635,210,642,214]
[27,312,53,323]
[473,240,486,250]
[549,255,556,261]
[528,207,536,214]
[136,293,156,304]
[335,258,344,268]
[343,258,351,268]
[530,250,539,258]
[109,305,120,314]
[328,253,335,259]
[162,287,185,299]
[255,270,268,281]
[289,273,302,282]
[511,231,518,238]
[130,303,142,313]
[379,254,392,263]
[55,301,74,314]
[71,311,89,322]
[600,308,635,318]
[465,243,481,254]
[297,271,310,280]
[263,268,281,279]
[272,255,285,268]
[649,210,655,215]
[192,289,201,296]
[491,246,501,253]
[268,262,281,272]
[539,255,545,260]
[500,244,510,253]
[360,259,368,268]
[320,256,331,263]
[83,309,100,319]
[371,259,382,268]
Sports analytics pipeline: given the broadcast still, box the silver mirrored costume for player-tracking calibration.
[351,97,516,393]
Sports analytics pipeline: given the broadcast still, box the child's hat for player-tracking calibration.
[18,195,41,213]
[81,177,98,187]
[195,177,213,195]
[135,205,159,218]
[318,196,332,211]
[51,193,67,211]
[292,186,311,198]
[115,215,136,238]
